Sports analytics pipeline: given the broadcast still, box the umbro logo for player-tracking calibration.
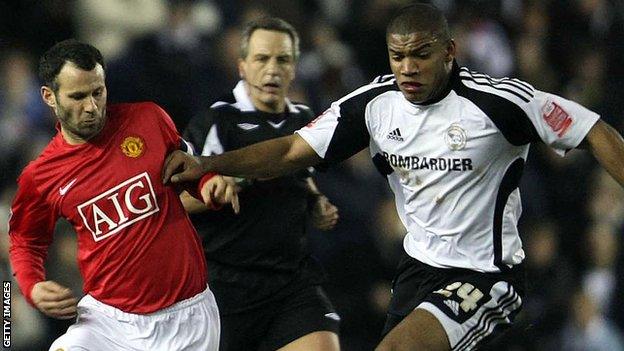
[237,123,260,131]
[324,312,341,321]
[387,128,404,141]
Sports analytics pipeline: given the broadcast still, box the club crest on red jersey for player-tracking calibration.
[121,136,145,158]
[77,172,159,242]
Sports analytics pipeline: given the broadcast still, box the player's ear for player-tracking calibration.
[41,85,57,108]
[445,39,456,63]
[238,59,246,80]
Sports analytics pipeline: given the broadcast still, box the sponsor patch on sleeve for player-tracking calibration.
[542,99,572,137]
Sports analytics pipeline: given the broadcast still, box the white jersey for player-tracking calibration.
[296,63,599,272]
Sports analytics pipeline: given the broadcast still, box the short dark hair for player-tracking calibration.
[240,17,300,61]
[386,3,450,42]
[38,39,105,92]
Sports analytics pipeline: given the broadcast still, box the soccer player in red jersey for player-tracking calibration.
[8,39,236,350]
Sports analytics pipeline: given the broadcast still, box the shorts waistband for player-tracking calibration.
[79,286,212,322]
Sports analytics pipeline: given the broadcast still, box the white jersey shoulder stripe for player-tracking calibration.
[458,78,530,108]
[459,67,534,92]
[335,78,396,106]
[371,74,395,84]
[459,75,532,103]
[459,72,534,99]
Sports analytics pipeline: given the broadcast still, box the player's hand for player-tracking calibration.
[162,150,203,184]
[310,195,339,231]
[201,175,240,214]
[31,281,78,320]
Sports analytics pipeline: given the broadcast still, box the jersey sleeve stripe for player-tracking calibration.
[459,68,534,92]
[459,76,531,103]
[459,71,534,98]
[335,79,397,105]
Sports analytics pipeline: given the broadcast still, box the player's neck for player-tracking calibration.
[254,100,286,114]
[60,127,88,145]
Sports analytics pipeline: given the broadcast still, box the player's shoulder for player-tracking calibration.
[341,75,399,103]
[108,101,166,115]
[109,102,173,130]
[207,92,239,113]
[454,66,536,106]
[18,155,47,188]
[334,74,400,109]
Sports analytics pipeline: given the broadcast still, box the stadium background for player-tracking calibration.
[1,0,623,350]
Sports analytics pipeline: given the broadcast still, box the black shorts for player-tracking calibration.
[218,285,340,351]
[383,253,525,351]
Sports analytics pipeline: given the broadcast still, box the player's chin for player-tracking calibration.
[402,90,429,104]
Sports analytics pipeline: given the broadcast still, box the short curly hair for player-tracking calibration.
[38,39,105,92]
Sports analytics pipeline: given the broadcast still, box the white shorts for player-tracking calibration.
[49,286,220,351]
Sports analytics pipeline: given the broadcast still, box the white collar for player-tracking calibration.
[232,80,299,113]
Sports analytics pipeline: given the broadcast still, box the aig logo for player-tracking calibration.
[77,172,159,242]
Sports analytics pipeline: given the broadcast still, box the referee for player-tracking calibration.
[164,4,624,351]
[181,18,341,351]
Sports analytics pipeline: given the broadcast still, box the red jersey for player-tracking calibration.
[8,102,207,313]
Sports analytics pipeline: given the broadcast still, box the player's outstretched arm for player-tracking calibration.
[163,134,321,184]
[31,280,78,320]
[585,119,624,187]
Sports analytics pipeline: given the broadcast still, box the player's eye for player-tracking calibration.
[277,56,291,64]
[70,94,86,100]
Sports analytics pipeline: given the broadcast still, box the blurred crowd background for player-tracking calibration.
[1,0,624,350]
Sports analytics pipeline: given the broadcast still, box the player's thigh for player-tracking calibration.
[384,280,522,350]
[163,287,221,351]
[260,285,340,351]
[421,278,523,351]
[277,331,340,351]
[49,321,131,351]
[376,308,449,351]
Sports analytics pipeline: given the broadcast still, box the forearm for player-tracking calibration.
[199,135,321,178]
[9,244,47,306]
[587,120,624,187]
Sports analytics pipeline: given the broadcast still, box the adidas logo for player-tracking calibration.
[444,299,461,316]
[387,128,404,141]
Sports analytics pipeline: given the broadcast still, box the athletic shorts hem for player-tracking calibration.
[417,302,461,346]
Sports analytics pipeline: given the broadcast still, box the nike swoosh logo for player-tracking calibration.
[59,178,78,196]
[267,120,286,129]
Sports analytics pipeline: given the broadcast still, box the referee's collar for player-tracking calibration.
[408,60,460,107]
[233,80,300,113]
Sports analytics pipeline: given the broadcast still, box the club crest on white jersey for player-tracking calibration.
[77,172,159,242]
[445,123,467,151]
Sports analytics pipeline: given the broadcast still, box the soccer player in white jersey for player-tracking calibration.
[163,3,624,351]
